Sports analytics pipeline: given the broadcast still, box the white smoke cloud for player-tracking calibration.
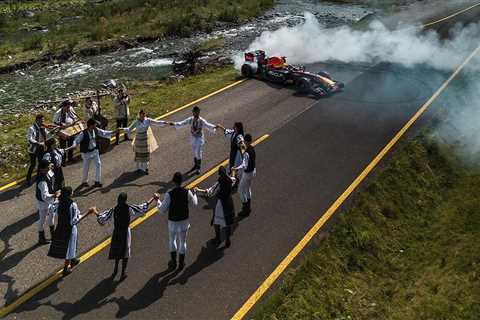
[234,12,480,71]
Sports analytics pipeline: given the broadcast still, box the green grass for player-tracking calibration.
[0,66,239,184]
[253,135,480,320]
[0,0,275,69]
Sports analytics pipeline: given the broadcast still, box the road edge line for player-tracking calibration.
[230,45,480,320]
[0,133,269,318]
[0,79,246,193]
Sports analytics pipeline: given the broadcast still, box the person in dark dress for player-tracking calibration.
[96,192,157,280]
[48,187,95,275]
[195,166,236,248]
[43,138,70,192]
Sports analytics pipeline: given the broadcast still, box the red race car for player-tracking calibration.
[241,50,344,97]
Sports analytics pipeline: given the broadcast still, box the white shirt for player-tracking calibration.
[113,95,130,119]
[37,174,56,209]
[53,107,78,125]
[43,148,65,168]
[173,116,216,137]
[157,189,198,215]
[124,117,167,134]
[72,128,113,151]
[224,129,244,145]
[84,101,99,120]
[26,123,47,154]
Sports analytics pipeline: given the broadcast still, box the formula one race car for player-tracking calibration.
[241,50,344,97]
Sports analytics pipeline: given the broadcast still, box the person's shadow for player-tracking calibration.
[169,240,225,286]
[0,211,40,303]
[113,268,182,318]
[53,276,121,320]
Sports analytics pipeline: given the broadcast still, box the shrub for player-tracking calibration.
[22,33,43,51]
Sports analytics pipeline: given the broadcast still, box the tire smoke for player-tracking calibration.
[234,12,480,72]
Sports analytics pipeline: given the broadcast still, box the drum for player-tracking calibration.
[58,121,86,140]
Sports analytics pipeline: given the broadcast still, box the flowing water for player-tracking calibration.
[0,0,373,113]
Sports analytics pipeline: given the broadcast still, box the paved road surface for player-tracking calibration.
[2,2,480,319]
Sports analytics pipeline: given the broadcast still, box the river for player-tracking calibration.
[0,0,373,113]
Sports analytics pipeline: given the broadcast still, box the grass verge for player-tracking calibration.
[0,0,275,70]
[253,134,480,320]
[0,66,239,185]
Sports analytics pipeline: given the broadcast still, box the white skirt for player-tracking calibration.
[213,200,227,227]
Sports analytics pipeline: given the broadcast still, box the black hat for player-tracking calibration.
[172,172,183,185]
[38,159,50,170]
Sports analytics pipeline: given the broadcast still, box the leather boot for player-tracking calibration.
[240,202,249,217]
[246,199,252,215]
[178,254,185,270]
[195,159,201,175]
[49,226,55,239]
[168,251,177,270]
[38,231,50,245]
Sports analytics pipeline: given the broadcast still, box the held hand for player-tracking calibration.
[153,193,161,200]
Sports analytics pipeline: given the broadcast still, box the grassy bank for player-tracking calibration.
[0,0,275,70]
[0,66,239,184]
[253,135,480,319]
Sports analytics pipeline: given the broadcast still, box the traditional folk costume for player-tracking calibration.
[205,175,236,247]
[123,117,167,173]
[73,128,114,186]
[113,94,130,143]
[157,186,198,269]
[84,100,99,122]
[224,129,244,171]
[48,198,84,273]
[43,147,65,191]
[232,144,256,216]
[26,123,47,184]
[36,170,56,244]
[53,106,79,164]
[97,201,149,278]
[173,116,216,173]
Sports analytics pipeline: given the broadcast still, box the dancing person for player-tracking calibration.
[36,160,59,245]
[43,138,67,192]
[169,106,217,175]
[53,100,79,164]
[48,186,96,275]
[96,192,157,280]
[231,134,256,216]
[156,172,198,270]
[113,88,130,144]
[217,122,245,173]
[26,114,48,185]
[72,118,116,188]
[195,166,236,248]
[122,110,168,175]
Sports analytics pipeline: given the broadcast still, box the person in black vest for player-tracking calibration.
[217,122,245,173]
[157,172,198,270]
[43,138,69,192]
[26,114,48,185]
[96,192,157,280]
[195,166,236,248]
[36,160,59,245]
[72,118,116,188]
[48,187,96,275]
[232,134,256,216]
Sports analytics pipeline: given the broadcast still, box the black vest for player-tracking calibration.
[229,133,242,167]
[36,174,54,202]
[245,145,256,173]
[79,129,97,153]
[168,187,189,221]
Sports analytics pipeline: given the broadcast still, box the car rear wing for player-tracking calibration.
[244,50,266,63]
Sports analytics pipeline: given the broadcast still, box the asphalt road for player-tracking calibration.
[2,2,480,319]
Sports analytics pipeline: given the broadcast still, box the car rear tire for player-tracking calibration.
[296,78,311,94]
[241,64,254,78]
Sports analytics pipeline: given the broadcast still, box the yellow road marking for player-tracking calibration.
[0,80,245,193]
[0,134,269,318]
[422,2,480,27]
[230,45,480,320]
